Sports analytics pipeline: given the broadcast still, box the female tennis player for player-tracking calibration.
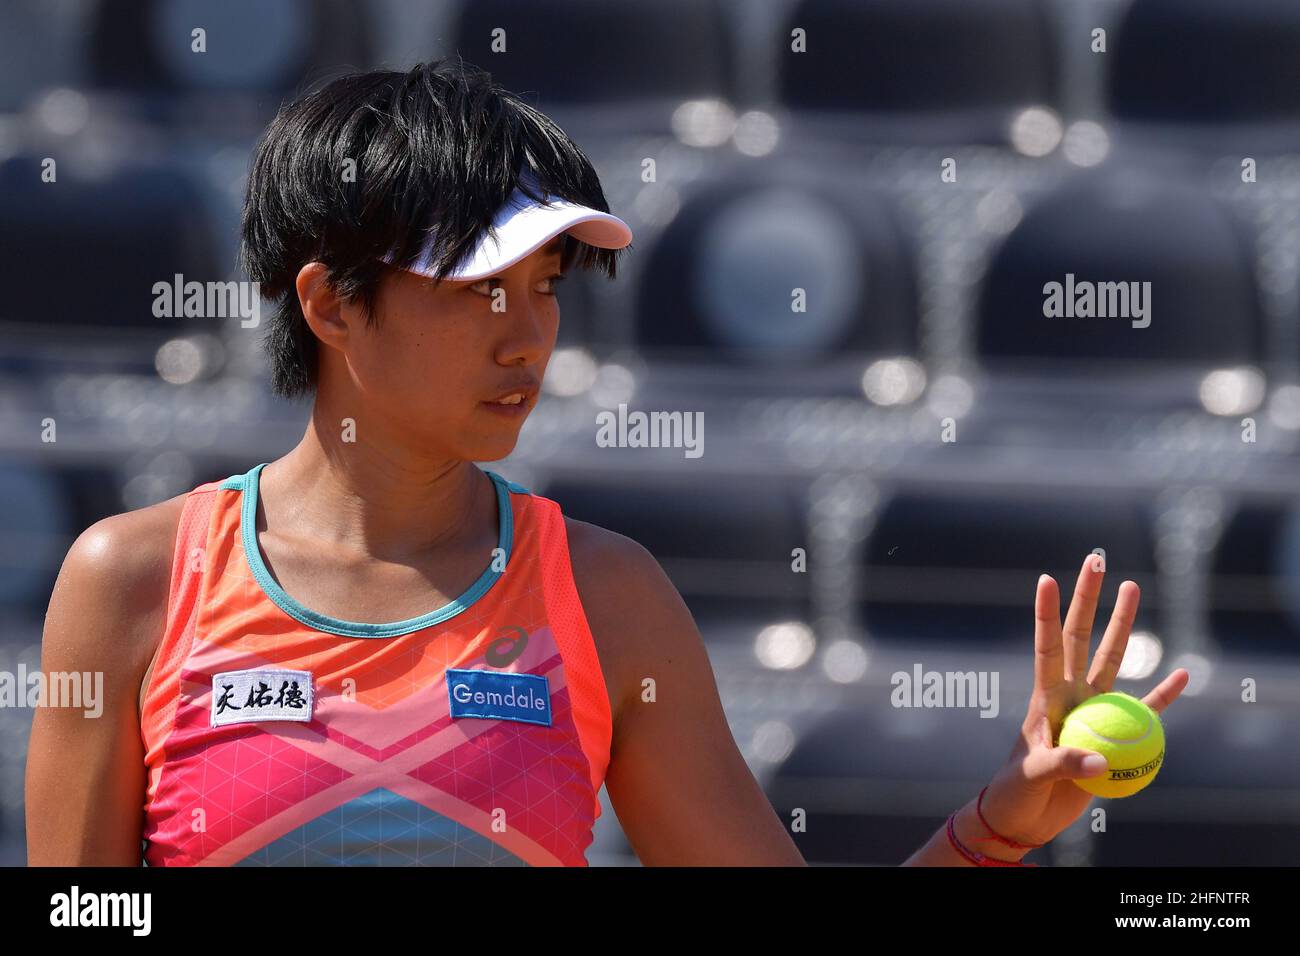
[26,58,1188,866]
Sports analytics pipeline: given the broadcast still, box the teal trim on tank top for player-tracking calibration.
[235,462,521,639]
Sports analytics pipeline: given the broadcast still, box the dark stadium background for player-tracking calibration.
[2,0,1299,865]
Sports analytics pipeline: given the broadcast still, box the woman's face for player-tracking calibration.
[308,237,566,463]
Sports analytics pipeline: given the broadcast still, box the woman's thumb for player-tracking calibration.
[1027,744,1109,784]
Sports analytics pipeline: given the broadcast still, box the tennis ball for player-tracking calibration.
[1057,692,1165,798]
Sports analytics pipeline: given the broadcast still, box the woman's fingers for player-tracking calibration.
[1061,553,1105,682]
[1033,574,1065,694]
[1141,668,1190,714]
[1086,580,1141,692]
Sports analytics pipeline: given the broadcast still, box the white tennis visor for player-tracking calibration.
[384,168,633,281]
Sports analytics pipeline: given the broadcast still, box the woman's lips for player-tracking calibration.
[480,396,531,418]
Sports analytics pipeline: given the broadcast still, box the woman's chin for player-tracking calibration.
[465,435,520,463]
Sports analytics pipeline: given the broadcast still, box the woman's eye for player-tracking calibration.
[469,276,564,296]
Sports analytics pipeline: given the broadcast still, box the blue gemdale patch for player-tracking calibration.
[446,668,552,727]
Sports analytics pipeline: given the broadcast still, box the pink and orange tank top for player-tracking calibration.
[139,462,613,866]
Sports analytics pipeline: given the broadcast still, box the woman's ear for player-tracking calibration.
[296,262,349,350]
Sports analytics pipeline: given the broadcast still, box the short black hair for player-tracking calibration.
[239,56,626,400]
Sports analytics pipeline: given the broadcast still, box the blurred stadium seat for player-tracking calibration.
[1110,0,1300,128]
[85,0,372,127]
[858,485,1159,647]
[449,0,735,136]
[1209,496,1300,657]
[544,469,812,633]
[633,159,918,378]
[777,0,1059,146]
[89,0,372,95]
[977,171,1264,370]
[0,153,223,376]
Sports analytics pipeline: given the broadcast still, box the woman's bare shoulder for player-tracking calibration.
[562,516,693,722]
[562,515,669,628]
[26,491,192,864]
[46,492,192,701]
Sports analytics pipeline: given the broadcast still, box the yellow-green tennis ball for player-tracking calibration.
[1057,692,1165,798]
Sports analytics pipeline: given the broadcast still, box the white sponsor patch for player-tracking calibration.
[210,668,314,727]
